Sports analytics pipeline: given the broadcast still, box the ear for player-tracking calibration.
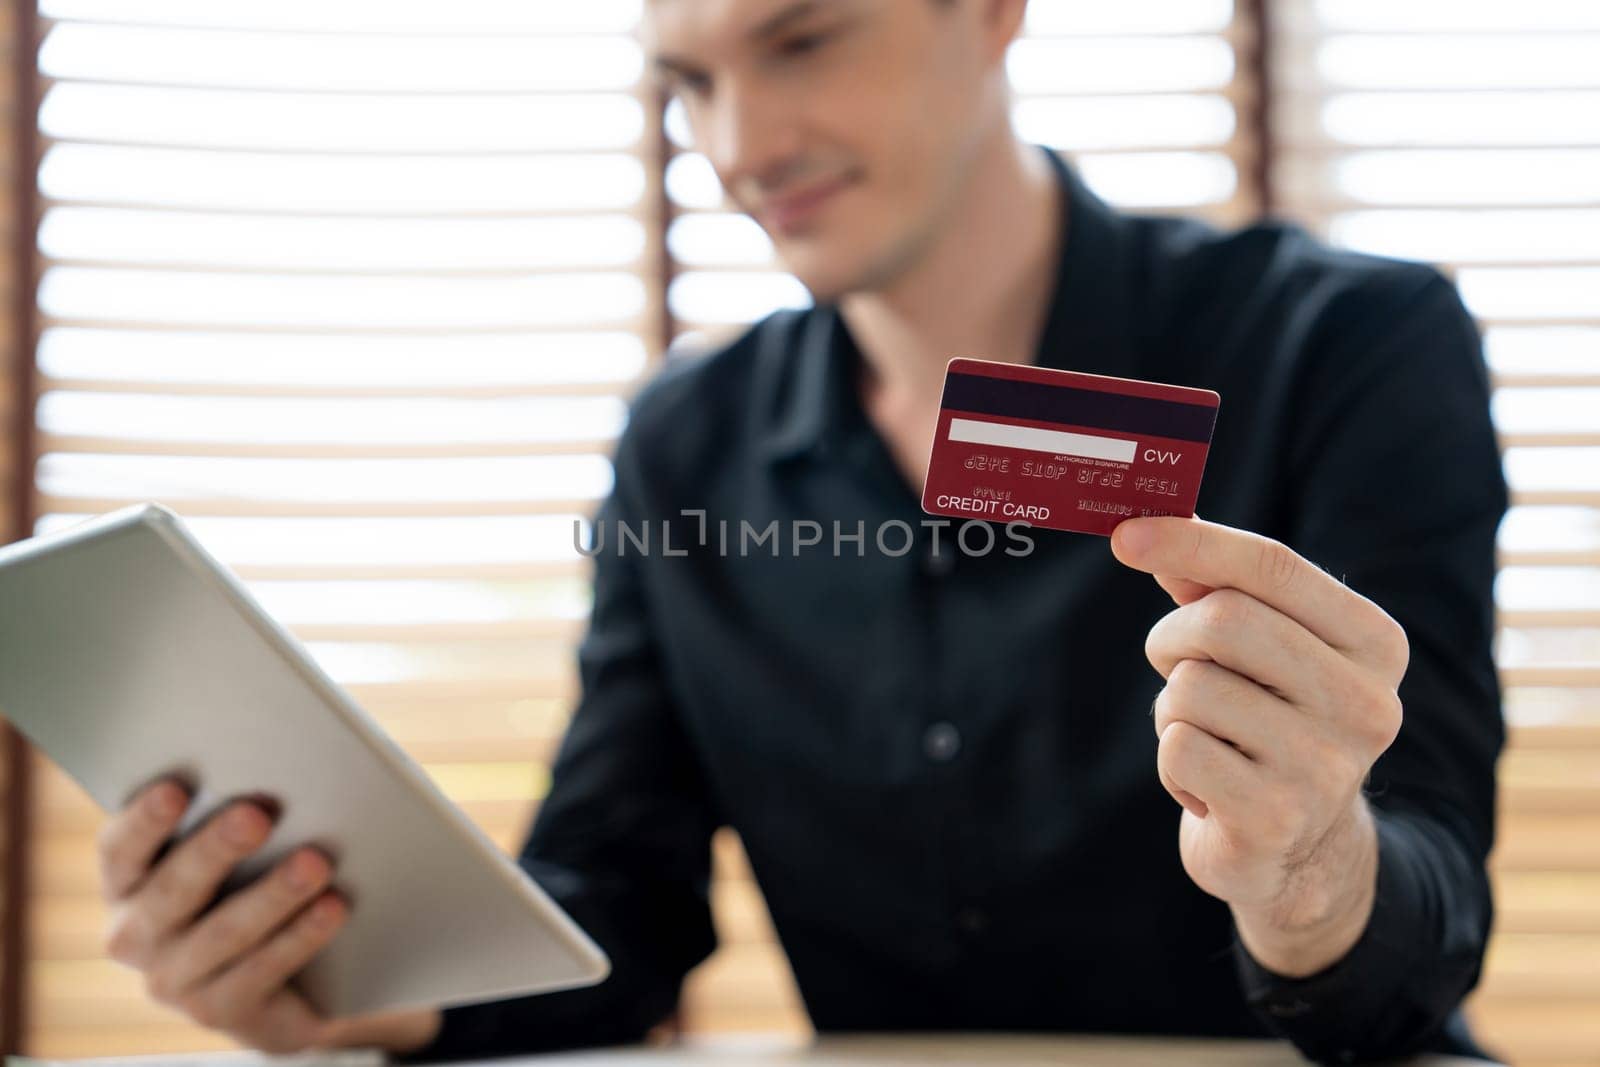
[980,0,1030,64]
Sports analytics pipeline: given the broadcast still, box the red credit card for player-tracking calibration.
[920,357,1221,537]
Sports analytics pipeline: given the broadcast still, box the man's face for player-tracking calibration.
[646,0,1008,301]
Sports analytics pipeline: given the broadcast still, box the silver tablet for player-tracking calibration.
[0,504,609,1017]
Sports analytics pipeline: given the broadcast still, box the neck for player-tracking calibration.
[840,132,1065,403]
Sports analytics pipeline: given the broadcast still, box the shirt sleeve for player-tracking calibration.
[1229,268,1508,1064]
[398,411,720,1062]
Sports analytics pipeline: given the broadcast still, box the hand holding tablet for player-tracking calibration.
[0,506,608,1041]
[96,777,443,1054]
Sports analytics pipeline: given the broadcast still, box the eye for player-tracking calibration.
[664,69,712,100]
[777,30,833,58]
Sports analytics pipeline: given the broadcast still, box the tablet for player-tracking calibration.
[0,504,609,1017]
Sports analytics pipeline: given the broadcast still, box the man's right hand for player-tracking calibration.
[97,778,441,1056]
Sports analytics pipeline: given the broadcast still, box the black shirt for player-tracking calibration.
[407,150,1506,1065]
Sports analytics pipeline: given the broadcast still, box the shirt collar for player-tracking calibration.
[759,147,1139,465]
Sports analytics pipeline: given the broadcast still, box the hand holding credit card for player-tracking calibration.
[918,358,1410,978]
[920,357,1220,536]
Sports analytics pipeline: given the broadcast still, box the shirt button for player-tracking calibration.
[956,907,989,935]
[921,544,956,578]
[923,722,961,762]
[1265,998,1312,1019]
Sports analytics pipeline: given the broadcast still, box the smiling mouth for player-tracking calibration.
[762,173,856,235]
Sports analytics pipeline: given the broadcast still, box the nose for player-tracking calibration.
[700,76,798,195]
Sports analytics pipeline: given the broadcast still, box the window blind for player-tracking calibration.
[36,1,1593,1059]
[0,10,28,1039]
[1271,2,1600,1062]
[23,0,661,1056]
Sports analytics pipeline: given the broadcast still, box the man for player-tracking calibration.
[94,1,1506,1063]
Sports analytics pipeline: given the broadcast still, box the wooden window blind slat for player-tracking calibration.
[37,1,646,34]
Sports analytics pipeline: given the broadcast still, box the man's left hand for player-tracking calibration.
[1110,515,1409,977]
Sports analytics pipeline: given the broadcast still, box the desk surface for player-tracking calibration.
[10,1035,1498,1067]
[447,1034,1495,1066]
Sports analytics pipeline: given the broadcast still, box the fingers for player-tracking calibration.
[1152,663,1384,850]
[108,801,274,967]
[1144,587,1338,704]
[1153,572,1212,607]
[1113,516,1407,676]
[181,979,331,1055]
[199,892,348,1024]
[1151,658,1299,766]
[96,784,354,1057]
[232,989,332,1056]
[98,779,191,901]
[1156,719,1257,822]
[314,1008,445,1056]
[151,848,334,999]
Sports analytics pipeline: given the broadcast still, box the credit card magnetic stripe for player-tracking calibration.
[939,370,1218,443]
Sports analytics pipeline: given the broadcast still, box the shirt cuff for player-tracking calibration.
[387,1003,476,1065]
[386,997,573,1065]
[1230,814,1424,1064]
